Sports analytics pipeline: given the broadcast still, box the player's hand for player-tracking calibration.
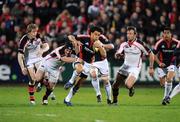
[22,68,28,75]
[159,63,166,68]
[115,53,124,59]
[76,58,83,63]
[37,49,43,57]
[148,67,154,77]
[93,40,103,48]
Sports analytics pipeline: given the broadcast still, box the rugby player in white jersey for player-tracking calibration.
[112,26,154,105]
[35,42,82,105]
[18,23,49,104]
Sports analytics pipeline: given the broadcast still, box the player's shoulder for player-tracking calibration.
[76,34,90,39]
[136,39,145,45]
[20,34,28,40]
[19,34,29,43]
[172,38,179,43]
[155,38,164,45]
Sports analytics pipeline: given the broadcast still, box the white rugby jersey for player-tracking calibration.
[44,46,66,70]
[116,39,151,67]
[18,34,45,64]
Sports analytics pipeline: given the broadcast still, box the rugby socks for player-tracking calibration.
[28,84,35,101]
[91,78,101,96]
[164,82,172,98]
[65,87,74,102]
[105,82,112,100]
[69,70,79,84]
[170,83,180,99]
[43,88,53,100]
[112,88,119,103]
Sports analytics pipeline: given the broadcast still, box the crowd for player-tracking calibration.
[0,0,180,60]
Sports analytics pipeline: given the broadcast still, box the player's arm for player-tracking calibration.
[40,43,49,53]
[102,43,114,50]
[149,51,154,68]
[17,53,25,70]
[140,41,154,76]
[148,51,154,77]
[60,57,82,63]
[99,35,114,50]
[18,36,28,75]
[38,34,49,53]
[17,52,28,75]
[154,54,165,67]
[115,42,125,59]
[94,40,107,58]
[67,35,81,54]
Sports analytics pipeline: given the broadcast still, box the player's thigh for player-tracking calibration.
[90,66,98,78]
[125,67,140,88]
[166,65,176,82]
[35,69,45,82]
[74,63,84,74]
[112,73,126,89]
[166,71,175,82]
[159,77,166,86]
[27,67,36,81]
[125,75,136,88]
[47,82,56,90]
[101,75,109,85]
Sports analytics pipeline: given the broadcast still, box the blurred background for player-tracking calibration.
[0,0,179,84]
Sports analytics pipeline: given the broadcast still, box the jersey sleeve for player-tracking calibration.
[153,39,162,54]
[18,35,28,54]
[75,34,90,42]
[140,42,152,55]
[116,42,126,54]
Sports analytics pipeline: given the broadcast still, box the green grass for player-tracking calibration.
[0,85,180,122]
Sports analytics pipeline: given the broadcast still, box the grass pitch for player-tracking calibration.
[0,85,180,122]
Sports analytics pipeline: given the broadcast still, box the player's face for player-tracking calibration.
[163,30,172,41]
[64,49,72,57]
[127,30,136,41]
[91,31,101,41]
[29,28,38,38]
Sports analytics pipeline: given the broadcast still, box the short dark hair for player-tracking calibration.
[89,26,104,34]
[163,26,171,32]
[127,26,137,34]
[65,42,73,50]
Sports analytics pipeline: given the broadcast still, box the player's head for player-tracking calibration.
[126,26,137,41]
[162,26,172,41]
[89,26,104,41]
[26,23,38,38]
[64,42,73,57]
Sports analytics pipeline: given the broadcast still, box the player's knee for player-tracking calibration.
[90,68,98,78]
[75,64,84,74]
[35,74,42,82]
[125,82,132,89]
[101,76,109,85]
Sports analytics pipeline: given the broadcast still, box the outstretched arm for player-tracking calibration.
[148,51,154,76]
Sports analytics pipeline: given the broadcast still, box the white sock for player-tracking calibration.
[163,82,172,99]
[91,78,101,96]
[170,83,180,99]
[50,92,55,97]
[69,71,78,84]
[105,82,112,100]
[65,87,74,102]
